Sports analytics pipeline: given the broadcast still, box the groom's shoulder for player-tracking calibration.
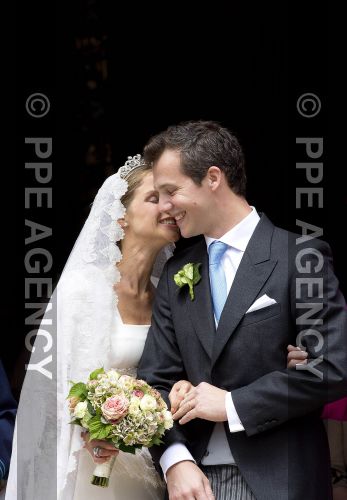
[169,236,206,269]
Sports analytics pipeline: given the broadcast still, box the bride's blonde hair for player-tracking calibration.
[120,162,152,209]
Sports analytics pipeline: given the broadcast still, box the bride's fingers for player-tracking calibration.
[177,382,193,399]
[95,448,119,458]
[169,381,190,411]
[287,350,308,360]
[93,456,109,464]
[89,439,119,451]
[287,344,300,351]
[287,350,308,369]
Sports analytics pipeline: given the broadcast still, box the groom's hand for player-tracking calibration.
[173,382,227,425]
[166,461,215,500]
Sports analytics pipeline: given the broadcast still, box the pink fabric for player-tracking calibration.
[321,397,347,421]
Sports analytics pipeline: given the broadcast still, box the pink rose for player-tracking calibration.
[101,395,129,423]
[132,390,144,398]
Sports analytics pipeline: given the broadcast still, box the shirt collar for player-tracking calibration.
[205,207,260,252]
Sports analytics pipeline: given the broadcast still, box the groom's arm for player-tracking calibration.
[137,263,195,470]
[137,270,214,498]
[230,239,347,436]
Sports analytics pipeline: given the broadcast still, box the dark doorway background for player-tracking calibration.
[9,1,341,394]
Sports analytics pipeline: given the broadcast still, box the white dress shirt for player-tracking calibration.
[160,207,261,477]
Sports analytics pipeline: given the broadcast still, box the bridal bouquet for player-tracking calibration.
[68,367,173,487]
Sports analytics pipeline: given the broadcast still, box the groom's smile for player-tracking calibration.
[152,150,214,238]
[174,211,186,222]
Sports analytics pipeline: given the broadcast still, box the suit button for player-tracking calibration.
[204,451,210,457]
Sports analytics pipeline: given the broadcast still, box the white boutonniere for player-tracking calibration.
[174,263,201,300]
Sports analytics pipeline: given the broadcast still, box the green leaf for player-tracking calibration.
[98,424,113,440]
[88,415,104,437]
[67,382,87,400]
[88,416,113,441]
[184,263,194,281]
[81,410,93,427]
[174,274,184,287]
[69,419,82,426]
[117,443,137,454]
[150,436,164,446]
[89,367,105,380]
[87,401,96,416]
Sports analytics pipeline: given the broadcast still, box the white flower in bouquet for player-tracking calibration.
[128,398,141,416]
[117,375,134,391]
[163,410,174,430]
[106,369,120,383]
[73,401,88,419]
[139,394,157,411]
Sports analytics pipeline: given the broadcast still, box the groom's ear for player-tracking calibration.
[206,166,222,191]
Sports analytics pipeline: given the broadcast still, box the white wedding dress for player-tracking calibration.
[72,306,165,500]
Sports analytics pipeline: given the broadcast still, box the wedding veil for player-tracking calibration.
[6,157,173,499]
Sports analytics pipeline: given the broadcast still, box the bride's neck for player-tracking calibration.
[116,239,160,295]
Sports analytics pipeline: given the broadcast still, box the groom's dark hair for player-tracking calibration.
[144,120,247,196]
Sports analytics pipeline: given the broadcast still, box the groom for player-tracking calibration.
[137,120,347,500]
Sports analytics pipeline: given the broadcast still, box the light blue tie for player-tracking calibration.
[208,240,229,323]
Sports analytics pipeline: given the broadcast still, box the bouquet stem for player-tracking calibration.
[91,455,117,487]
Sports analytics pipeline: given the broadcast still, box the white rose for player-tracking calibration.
[163,410,173,430]
[107,370,120,382]
[130,396,141,406]
[118,375,134,391]
[128,402,141,416]
[128,397,141,416]
[74,401,88,419]
[95,386,105,396]
[139,395,157,411]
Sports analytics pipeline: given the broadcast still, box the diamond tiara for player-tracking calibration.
[118,154,146,179]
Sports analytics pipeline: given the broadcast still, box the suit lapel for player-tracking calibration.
[184,240,215,358]
[211,214,278,367]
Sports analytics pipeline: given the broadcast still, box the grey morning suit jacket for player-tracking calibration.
[138,214,347,500]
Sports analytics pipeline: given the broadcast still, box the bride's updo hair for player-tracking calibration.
[120,162,152,209]
[116,162,153,252]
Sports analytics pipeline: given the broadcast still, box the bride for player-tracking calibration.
[6,155,191,500]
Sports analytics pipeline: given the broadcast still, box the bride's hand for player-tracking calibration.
[81,431,119,464]
[287,344,308,369]
[169,380,194,414]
